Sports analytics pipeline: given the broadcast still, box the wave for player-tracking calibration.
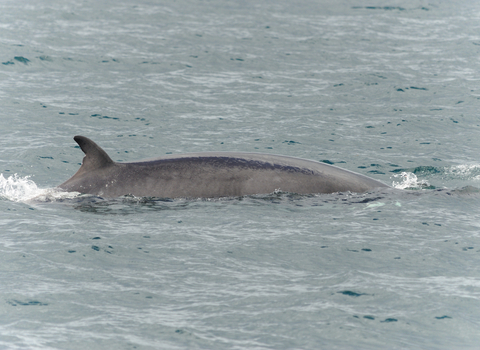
[391,172,433,190]
[0,173,78,203]
[390,163,480,189]
[443,164,480,180]
[391,164,480,179]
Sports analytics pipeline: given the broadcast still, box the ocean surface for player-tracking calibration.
[2,0,480,348]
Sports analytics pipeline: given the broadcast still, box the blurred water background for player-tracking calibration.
[1,0,480,348]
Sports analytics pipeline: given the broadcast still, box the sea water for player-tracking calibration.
[1,0,480,349]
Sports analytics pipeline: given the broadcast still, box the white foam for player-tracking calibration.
[444,164,480,180]
[391,171,430,190]
[0,173,79,203]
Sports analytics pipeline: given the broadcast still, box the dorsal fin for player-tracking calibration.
[74,135,114,171]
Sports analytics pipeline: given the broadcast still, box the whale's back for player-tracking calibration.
[58,136,389,198]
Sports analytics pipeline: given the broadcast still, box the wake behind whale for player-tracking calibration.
[57,136,389,198]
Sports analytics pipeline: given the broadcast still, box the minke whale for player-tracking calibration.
[58,136,389,198]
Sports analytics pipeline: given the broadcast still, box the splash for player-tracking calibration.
[391,172,431,190]
[0,173,78,202]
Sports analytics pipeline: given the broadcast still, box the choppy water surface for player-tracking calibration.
[2,0,480,349]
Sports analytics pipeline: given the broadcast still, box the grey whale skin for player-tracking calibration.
[58,136,389,198]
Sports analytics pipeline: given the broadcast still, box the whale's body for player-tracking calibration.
[58,136,389,198]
